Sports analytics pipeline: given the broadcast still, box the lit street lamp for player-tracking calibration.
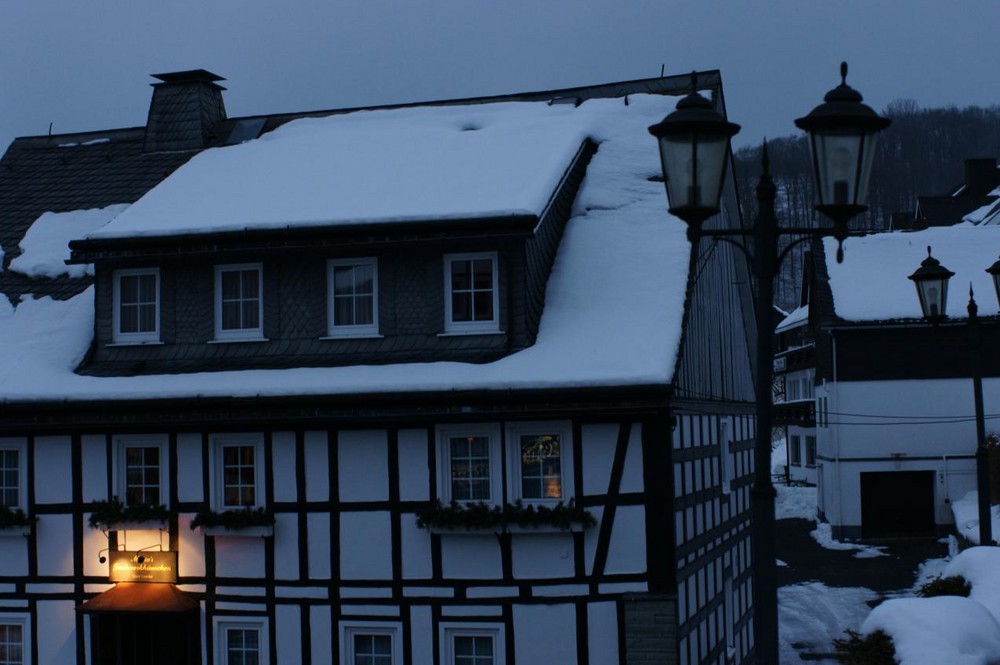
[909,249,997,547]
[649,63,890,664]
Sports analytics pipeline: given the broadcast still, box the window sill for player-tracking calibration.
[428,523,585,536]
[319,333,384,341]
[437,330,505,337]
[207,337,270,345]
[107,340,164,347]
[199,525,273,538]
[96,520,167,532]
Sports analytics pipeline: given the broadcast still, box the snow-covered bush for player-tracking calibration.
[918,575,971,598]
[832,628,896,664]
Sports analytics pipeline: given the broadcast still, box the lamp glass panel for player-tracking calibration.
[917,277,949,319]
[658,133,728,212]
[992,272,1000,310]
[810,131,863,206]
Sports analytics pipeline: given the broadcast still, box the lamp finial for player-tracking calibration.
[840,61,848,86]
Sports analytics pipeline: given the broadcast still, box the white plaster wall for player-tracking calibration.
[310,605,333,665]
[513,603,576,665]
[0,535,27,577]
[271,431,297,503]
[37,514,73,577]
[587,601,619,663]
[339,430,388,502]
[34,435,72,504]
[511,534,573,579]
[273,513,299,581]
[81,435,107,502]
[400,516,432,579]
[605,505,646,575]
[214,535,266,579]
[620,423,644,493]
[340,511,392,580]
[581,423,617,496]
[178,513,206,578]
[583,506,603,575]
[37,600,75,665]
[307,513,332,580]
[275,604,302,665]
[82,520,111,578]
[409,605,434,664]
[397,429,429,501]
[176,433,203,503]
[440,534,501,579]
[304,431,329,502]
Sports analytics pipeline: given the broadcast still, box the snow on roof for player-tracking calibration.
[8,205,128,279]
[824,226,1000,322]
[965,193,1000,226]
[90,102,597,240]
[0,94,692,403]
[775,304,808,333]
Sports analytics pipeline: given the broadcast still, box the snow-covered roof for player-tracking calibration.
[90,103,598,241]
[0,94,693,403]
[776,304,808,333]
[964,191,1000,226]
[9,205,128,278]
[824,226,1000,322]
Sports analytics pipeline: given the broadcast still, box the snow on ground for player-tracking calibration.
[0,96,693,402]
[944,547,1000,623]
[863,596,1000,665]
[774,480,886,557]
[824,226,1000,321]
[8,205,128,278]
[951,491,1000,545]
[779,583,878,664]
[810,522,888,558]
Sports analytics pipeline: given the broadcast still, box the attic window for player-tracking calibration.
[224,119,266,146]
[444,252,499,334]
[113,268,160,344]
[214,264,264,341]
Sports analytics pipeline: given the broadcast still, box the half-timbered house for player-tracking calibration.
[0,69,756,664]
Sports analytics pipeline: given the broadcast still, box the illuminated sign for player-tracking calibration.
[109,550,178,584]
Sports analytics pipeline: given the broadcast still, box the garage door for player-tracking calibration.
[860,470,935,538]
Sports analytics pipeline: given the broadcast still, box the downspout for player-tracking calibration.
[831,330,844,535]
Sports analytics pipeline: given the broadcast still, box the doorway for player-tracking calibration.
[860,470,935,538]
[90,613,200,665]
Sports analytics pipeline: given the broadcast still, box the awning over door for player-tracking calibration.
[79,583,198,614]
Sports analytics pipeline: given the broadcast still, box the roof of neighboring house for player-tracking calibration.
[821,226,1000,323]
[0,74,726,403]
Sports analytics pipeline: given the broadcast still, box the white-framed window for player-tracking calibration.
[437,424,502,505]
[0,614,29,665]
[215,618,267,665]
[112,268,160,343]
[0,441,27,511]
[327,258,379,337]
[213,434,265,509]
[341,621,402,665]
[115,435,168,507]
[805,435,817,467]
[441,623,504,665]
[214,263,264,341]
[789,435,802,466]
[444,252,499,333]
[505,421,574,504]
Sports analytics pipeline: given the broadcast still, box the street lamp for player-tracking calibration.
[909,249,994,547]
[649,63,891,665]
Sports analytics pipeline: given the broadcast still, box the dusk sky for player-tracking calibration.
[1,1,998,155]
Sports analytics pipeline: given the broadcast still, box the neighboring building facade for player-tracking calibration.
[0,70,757,664]
[790,229,1000,540]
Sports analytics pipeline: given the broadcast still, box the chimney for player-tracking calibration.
[964,158,999,197]
[143,69,227,153]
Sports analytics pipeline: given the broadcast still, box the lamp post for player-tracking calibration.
[909,249,994,547]
[649,63,890,665]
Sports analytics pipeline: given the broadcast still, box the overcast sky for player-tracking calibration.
[1,1,998,156]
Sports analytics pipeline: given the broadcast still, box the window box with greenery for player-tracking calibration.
[87,497,168,531]
[192,506,275,537]
[415,499,596,535]
[0,506,34,536]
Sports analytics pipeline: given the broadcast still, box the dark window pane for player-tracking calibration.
[473,292,493,321]
[222,302,241,330]
[222,271,241,299]
[241,303,259,330]
[451,260,470,290]
[473,260,493,289]
[335,296,354,326]
[120,305,138,333]
[241,271,260,299]
[355,297,373,326]
[355,265,374,294]
[138,274,156,301]
[452,293,470,322]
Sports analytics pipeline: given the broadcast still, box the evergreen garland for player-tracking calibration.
[415,499,595,532]
[87,497,169,529]
[0,505,33,529]
[190,506,275,531]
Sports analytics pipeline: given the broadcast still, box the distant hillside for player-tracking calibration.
[733,101,1000,308]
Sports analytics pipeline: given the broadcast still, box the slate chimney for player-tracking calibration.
[143,69,227,153]
[964,158,999,197]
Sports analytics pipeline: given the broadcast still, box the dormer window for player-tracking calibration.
[113,268,160,343]
[444,252,499,333]
[214,263,264,341]
[327,258,379,337]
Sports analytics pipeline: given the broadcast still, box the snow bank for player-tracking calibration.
[944,546,1000,624]
[824,226,1000,322]
[775,482,816,521]
[0,95,694,402]
[9,205,127,278]
[810,522,887,559]
[780,583,877,664]
[951,492,1000,546]
[862,596,1000,665]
